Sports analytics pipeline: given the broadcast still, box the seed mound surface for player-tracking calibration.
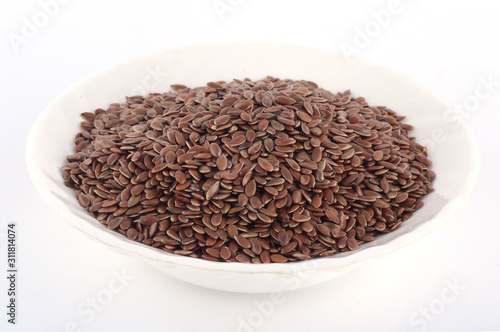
[62,77,435,263]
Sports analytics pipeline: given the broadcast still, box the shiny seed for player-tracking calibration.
[230,135,246,146]
[206,181,220,200]
[235,235,251,249]
[257,158,274,172]
[373,150,384,161]
[245,180,257,197]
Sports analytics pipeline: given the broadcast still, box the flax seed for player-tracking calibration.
[63,77,434,263]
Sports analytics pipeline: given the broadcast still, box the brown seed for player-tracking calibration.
[107,216,123,230]
[210,143,221,157]
[152,163,168,173]
[312,194,322,208]
[130,184,144,196]
[221,96,239,108]
[77,192,91,207]
[221,172,238,180]
[285,158,300,172]
[242,172,253,187]
[341,149,355,159]
[235,235,251,249]
[139,215,159,226]
[238,193,248,206]
[211,213,223,227]
[379,161,397,170]
[281,167,293,183]
[250,238,262,255]
[217,154,228,170]
[264,186,278,196]
[375,221,386,231]
[312,147,322,163]
[347,237,358,251]
[380,177,390,193]
[310,137,320,147]
[317,223,331,236]
[150,119,164,131]
[270,254,288,263]
[275,138,296,146]
[373,150,384,161]
[214,115,231,126]
[230,135,246,146]
[301,221,314,233]
[296,111,312,122]
[277,116,295,126]
[278,230,290,246]
[195,153,212,160]
[331,226,342,238]
[275,96,295,105]
[256,212,273,224]
[175,171,187,184]
[206,248,220,258]
[264,138,274,152]
[234,100,253,110]
[292,189,302,204]
[227,224,238,238]
[416,154,432,166]
[293,214,310,222]
[220,246,232,260]
[271,120,285,131]
[165,151,176,165]
[126,228,139,240]
[260,250,271,263]
[394,192,409,204]
[248,141,262,155]
[351,155,361,167]
[127,195,141,207]
[206,181,220,200]
[325,208,340,223]
[374,199,391,209]
[245,180,257,197]
[301,161,318,170]
[262,96,273,108]
[246,129,256,142]
[257,158,273,172]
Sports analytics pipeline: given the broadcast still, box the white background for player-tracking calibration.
[1,0,499,331]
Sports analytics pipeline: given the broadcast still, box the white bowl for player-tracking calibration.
[26,43,480,293]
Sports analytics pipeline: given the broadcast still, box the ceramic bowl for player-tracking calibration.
[26,43,480,293]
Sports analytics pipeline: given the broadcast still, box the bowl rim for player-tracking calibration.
[26,42,482,274]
